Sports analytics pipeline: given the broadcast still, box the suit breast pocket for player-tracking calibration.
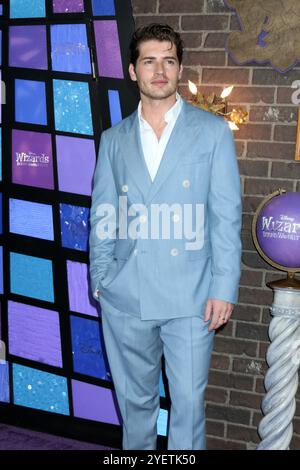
[181,151,211,166]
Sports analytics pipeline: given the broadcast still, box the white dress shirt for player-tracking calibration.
[138,92,183,182]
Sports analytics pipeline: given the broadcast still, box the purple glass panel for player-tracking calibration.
[9,25,47,70]
[12,129,54,189]
[8,300,62,368]
[94,20,124,79]
[56,135,96,196]
[53,0,84,13]
[72,379,121,425]
[67,260,98,317]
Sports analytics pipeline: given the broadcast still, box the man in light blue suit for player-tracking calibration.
[89,24,242,450]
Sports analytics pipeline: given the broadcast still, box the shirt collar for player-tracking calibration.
[138,92,182,129]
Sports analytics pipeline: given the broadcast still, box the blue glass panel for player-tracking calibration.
[51,24,91,74]
[60,203,89,251]
[10,252,54,302]
[15,79,47,126]
[159,372,165,398]
[9,198,54,241]
[0,30,2,66]
[157,409,168,436]
[92,0,115,16]
[0,6,3,15]
[71,316,111,381]
[0,362,9,403]
[13,364,69,414]
[53,79,93,135]
[10,0,45,18]
[0,246,3,294]
[108,89,122,126]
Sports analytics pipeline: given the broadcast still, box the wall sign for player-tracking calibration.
[226,0,300,73]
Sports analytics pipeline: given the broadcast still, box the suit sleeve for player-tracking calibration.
[207,121,242,304]
[89,130,118,299]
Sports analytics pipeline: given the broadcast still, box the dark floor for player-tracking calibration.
[0,423,115,450]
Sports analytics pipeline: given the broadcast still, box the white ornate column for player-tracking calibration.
[257,278,300,450]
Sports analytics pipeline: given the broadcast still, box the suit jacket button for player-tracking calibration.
[170,248,179,256]
[122,184,128,192]
[182,179,190,188]
[94,289,101,299]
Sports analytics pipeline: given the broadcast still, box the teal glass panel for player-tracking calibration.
[10,252,54,302]
[13,364,69,414]
[10,0,45,18]
[157,409,168,436]
[53,80,93,135]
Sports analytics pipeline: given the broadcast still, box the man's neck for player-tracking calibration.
[140,93,177,127]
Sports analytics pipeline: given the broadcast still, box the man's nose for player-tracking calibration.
[154,62,164,74]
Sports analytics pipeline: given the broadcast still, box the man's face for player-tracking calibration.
[129,40,183,101]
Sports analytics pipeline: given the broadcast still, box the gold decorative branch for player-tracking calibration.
[188,81,248,131]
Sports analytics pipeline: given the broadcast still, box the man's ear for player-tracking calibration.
[129,63,137,82]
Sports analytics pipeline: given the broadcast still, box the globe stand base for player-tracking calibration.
[267,272,300,291]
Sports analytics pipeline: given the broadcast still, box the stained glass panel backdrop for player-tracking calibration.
[9,25,48,70]
[10,0,46,19]
[53,0,85,14]
[12,129,54,189]
[51,24,91,74]
[92,0,115,16]
[15,79,47,125]
[9,198,54,240]
[0,0,168,448]
[53,80,93,135]
[8,300,62,367]
[55,135,95,195]
[60,203,89,251]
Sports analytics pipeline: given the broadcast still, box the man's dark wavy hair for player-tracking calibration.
[129,23,184,67]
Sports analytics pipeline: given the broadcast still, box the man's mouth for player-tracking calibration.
[152,80,168,86]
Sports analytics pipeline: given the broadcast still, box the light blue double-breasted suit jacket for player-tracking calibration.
[89,100,242,321]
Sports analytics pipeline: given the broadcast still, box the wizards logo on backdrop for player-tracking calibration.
[225,0,300,73]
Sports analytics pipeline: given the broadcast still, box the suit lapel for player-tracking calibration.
[120,100,200,206]
[145,101,196,205]
[121,111,153,202]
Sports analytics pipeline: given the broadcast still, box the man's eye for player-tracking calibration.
[166,60,175,65]
[144,60,153,65]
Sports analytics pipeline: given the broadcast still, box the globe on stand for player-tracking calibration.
[252,189,300,450]
[252,189,300,288]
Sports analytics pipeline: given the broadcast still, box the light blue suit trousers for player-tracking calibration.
[101,299,215,450]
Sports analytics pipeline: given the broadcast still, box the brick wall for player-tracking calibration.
[131,0,300,450]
